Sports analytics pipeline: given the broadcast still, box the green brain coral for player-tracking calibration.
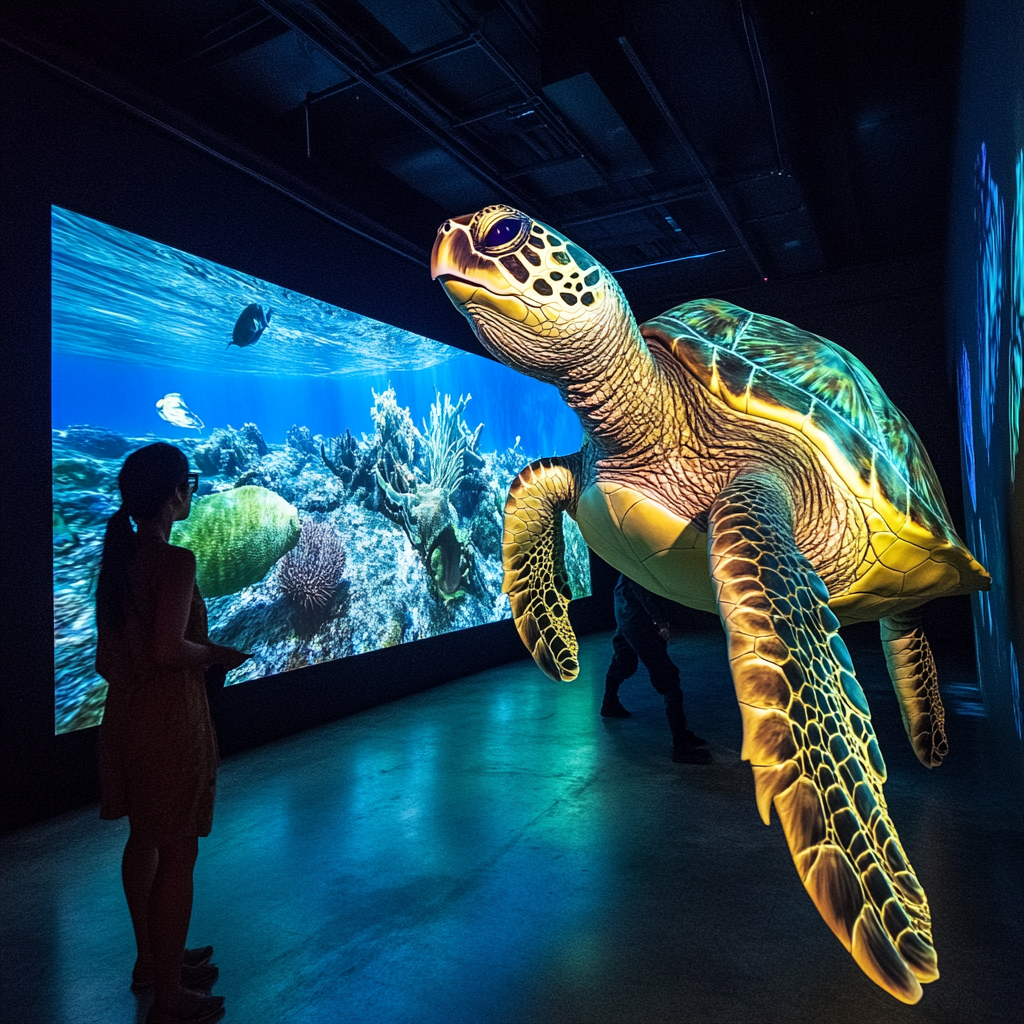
[172,486,301,598]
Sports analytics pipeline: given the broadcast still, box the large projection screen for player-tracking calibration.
[52,207,590,734]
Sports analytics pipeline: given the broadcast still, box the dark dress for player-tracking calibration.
[97,540,218,843]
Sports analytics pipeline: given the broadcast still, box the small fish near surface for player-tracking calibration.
[230,303,272,349]
[156,393,204,432]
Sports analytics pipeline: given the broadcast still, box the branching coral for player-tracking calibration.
[277,519,347,611]
[374,390,480,598]
[321,387,487,599]
[321,429,376,497]
[421,392,482,493]
[371,386,419,485]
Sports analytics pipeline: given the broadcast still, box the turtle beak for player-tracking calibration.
[431,220,508,293]
[432,216,534,328]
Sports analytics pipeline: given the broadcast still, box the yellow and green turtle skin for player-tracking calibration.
[432,205,990,1004]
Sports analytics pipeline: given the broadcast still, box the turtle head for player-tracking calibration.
[431,205,628,382]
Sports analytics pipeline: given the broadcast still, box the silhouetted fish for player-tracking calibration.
[156,393,204,432]
[230,303,272,348]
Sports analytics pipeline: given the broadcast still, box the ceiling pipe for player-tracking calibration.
[0,31,428,266]
[618,35,767,282]
[739,0,784,173]
[432,0,608,182]
[152,8,288,79]
[258,0,538,213]
[562,184,710,227]
[376,34,478,76]
[562,172,783,229]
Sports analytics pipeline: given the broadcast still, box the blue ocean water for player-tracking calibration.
[51,206,582,458]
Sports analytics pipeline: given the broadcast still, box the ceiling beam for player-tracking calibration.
[618,36,767,283]
[154,6,289,79]
[258,0,539,213]
[0,28,429,266]
[432,0,607,183]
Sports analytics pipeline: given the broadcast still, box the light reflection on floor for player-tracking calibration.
[1,629,1021,1023]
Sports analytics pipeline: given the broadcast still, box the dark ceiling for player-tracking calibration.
[1,0,964,319]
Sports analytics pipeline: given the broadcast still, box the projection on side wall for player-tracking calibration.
[952,138,1024,789]
[51,206,590,734]
[432,206,989,1003]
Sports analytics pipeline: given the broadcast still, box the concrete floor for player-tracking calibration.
[1,628,1021,1023]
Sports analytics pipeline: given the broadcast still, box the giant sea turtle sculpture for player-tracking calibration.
[431,205,990,1004]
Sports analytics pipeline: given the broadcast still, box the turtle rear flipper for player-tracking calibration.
[709,471,937,1004]
[503,455,583,682]
[880,610,948,768]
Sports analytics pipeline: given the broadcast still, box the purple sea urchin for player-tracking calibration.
[277,519,346,610]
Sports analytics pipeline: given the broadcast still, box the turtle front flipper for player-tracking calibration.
[503,455,584,682]
[880,609,948,768]
[708,471,936,1004]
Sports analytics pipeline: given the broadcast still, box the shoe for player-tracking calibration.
[131,948,216,990]
[145,989,224,1024]
[184,947,214,969]
[600,698,631,718]
[181,962,218,990]
[682,729,708,747]
[672,744,712,764]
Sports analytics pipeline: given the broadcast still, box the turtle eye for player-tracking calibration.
[478,215,529,254]
[484,218,521,247]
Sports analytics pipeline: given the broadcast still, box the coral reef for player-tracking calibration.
[171,485,300,598]
[277,519,347,611]
[371,390,483,598]
[321,430,376,499]
[52,457,109,490]
[194,423,268,477]
[51,389,591,733]
[561,510,591,599]
[286,424,320,456]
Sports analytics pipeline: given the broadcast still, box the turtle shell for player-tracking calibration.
[641,299,957,546]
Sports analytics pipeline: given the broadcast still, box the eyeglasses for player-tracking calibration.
[186,472,200,495]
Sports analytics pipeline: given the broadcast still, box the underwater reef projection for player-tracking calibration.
[51,207,590,734]
[432,205,992,1003]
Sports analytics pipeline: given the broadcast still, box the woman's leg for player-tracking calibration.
[122,831,158,958]
[149,836,199,1010]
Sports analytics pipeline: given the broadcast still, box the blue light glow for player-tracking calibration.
[1011,643,1022,740]
[612,249,726,273]
[958,342,977,510]
[1011,150,1024,481]
[975,143,1004,460]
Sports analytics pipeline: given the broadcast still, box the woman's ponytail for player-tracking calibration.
[95,443,189,634]
[95,506,138,633]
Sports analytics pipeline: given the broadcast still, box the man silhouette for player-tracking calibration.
[602,575,711,764]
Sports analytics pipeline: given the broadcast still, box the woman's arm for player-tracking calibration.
[151,546,221,669]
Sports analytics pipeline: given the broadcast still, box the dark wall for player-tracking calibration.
[0,46,615,832]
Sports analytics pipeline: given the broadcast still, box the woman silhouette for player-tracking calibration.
[96,443,248,1024]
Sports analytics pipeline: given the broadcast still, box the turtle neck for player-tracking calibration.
[559,291,685,459]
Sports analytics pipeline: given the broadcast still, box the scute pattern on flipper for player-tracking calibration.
[880,611,948,768]
[502,456,581,682]
[709,472,936,1004]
